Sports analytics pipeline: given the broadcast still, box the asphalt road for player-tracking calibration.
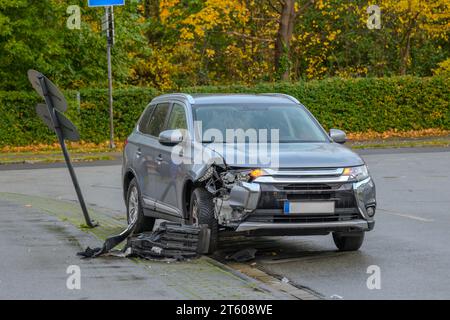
[0,147,449,299]
[219,148,450,299]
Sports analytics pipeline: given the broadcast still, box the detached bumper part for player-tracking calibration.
[78,221,210,260]
[129,222,211,259]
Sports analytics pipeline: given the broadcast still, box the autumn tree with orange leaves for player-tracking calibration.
[0,0,448,90]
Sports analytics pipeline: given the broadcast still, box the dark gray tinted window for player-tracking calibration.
[193,104,328,143]
[167,103,187,130]
[138,105,155,134]
[147,103,170,136]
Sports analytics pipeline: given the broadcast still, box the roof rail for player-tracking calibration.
[152,93,195,104]
[259,93,300,104]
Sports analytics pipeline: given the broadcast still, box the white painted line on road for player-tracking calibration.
[378,208,434,222]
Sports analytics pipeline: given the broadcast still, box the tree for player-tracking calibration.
[272,0,314,80]
[379,0,450,75]
[0,0,149,90]
[0,0,448,90]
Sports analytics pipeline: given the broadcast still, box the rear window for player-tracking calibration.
[138,105,155,134]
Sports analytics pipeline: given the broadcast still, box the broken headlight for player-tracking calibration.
[236,169,267,182]
[221,168,267,189]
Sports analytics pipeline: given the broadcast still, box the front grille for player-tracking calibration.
[249,181,360,223]
[282,183,337,191]
[246,211,360,224]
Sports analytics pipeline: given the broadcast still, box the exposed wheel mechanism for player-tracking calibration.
[332,231,365,251]
[189,187,219,254]
[126,178,155,233]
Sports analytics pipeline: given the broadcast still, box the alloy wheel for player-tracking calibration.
[128,186,139,224]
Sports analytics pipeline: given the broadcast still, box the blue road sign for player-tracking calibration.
[88,0,124,7]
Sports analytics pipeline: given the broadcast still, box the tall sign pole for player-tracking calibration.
[105,6,115,149]
[89,0,125,149]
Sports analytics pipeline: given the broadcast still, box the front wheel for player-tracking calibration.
[332,232,365,251]
[189,187,219,254]
[126,178,155,233]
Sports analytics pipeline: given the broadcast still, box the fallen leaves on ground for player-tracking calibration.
[1,129,449,154]
[347,129,450,141]
[0,141,124,154]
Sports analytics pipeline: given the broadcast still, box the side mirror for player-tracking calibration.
[159,129,183,146]
[329,129,346,144]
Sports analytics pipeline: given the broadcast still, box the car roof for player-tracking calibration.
[151,93,300,106]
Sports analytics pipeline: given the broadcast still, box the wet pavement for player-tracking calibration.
[0,147,449,299]
[216,149,450,299]
[0,200,185,299]
[0,199,290,299]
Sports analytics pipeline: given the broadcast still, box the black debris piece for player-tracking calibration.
[77,246,103,258]
[226,248,258,262]
[77,214,138,258]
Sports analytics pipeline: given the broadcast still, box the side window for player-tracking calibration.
[167,103,187,130]
[147,102,170,137]
[138,105,155,134]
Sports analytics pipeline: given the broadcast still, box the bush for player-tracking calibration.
[0,76,448,147]
[185,76,450,133]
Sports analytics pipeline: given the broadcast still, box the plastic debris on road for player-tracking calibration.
[78,221,210,261]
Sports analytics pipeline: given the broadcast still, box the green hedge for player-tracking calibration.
[0,76,448,147]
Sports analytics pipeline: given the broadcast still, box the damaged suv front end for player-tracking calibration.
[202,165,376,236]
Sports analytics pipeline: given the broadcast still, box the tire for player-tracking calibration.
[332,232,365,251]
[189,187,219,254]
[126,178,155,233]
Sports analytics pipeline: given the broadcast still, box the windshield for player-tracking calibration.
[193,104,329,143]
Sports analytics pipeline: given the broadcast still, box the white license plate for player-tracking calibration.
[284,201,335,215]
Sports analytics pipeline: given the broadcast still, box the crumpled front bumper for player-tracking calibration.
[226,176,376,234]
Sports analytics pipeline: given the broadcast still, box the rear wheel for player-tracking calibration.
[126,178,155,233]
[189,187,218,254]
[332,232,365,251]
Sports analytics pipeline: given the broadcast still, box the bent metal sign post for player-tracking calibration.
[27,70,97,228]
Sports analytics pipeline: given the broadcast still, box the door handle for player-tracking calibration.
[136,148,142,157]
[156,154,163,163]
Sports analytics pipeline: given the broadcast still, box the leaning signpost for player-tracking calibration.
[27,70,97,228]
[88,0,125,149]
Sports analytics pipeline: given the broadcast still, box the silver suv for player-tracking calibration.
[122,94,376,253]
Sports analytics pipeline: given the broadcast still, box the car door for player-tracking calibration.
[131,104,154,203]
[135,102,171,210]
[154,102,189,216]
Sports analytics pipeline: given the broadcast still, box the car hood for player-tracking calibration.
[204,142,364,168]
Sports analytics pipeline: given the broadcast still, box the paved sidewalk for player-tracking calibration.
[0,195,291,299]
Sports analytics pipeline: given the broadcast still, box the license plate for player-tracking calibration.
[283,201,335,215]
